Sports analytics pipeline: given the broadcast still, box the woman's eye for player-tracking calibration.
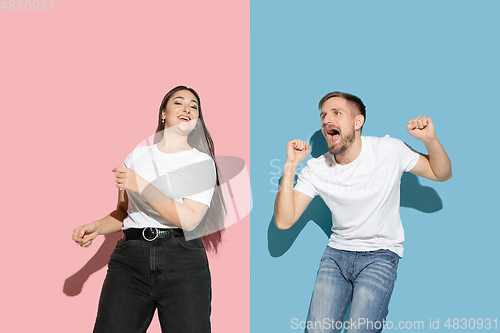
[191,106,198,110]
[175,102,182,105]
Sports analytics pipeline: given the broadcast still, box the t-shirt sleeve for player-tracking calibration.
[123,151,132,168]
[121,150,135,192]
[123,147,141,169]
[183,157,216,207]
[388,136,420,172]
[293,165,318,198]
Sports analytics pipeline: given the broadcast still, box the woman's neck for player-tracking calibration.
[157,131,192,154]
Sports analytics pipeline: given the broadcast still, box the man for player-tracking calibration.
[274,91,452,333]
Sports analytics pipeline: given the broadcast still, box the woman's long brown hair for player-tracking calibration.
[153,86,225,252]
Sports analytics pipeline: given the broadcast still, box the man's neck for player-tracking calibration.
[334,136,363,165]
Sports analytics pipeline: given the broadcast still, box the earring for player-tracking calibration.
[162,119,165,123]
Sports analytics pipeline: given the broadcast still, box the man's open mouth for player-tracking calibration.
[326,128,340,144]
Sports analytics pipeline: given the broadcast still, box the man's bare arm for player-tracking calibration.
[274,140,314,229]
[407,116,452,182]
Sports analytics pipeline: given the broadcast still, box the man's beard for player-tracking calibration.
[327,127,355,156]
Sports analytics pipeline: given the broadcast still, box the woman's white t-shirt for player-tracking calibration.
[122,145,216,230]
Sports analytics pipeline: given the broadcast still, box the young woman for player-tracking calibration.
[72,86,225,333]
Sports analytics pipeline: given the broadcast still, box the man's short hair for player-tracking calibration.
[318,91,366,129]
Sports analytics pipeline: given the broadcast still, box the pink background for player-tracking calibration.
[0,1,249,332]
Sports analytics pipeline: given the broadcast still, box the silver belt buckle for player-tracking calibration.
[142,227,158,241]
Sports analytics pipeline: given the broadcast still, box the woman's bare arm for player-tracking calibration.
[72,190,128,248]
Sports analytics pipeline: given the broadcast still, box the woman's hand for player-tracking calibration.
[72,222,99,248]
[113,167,147,193]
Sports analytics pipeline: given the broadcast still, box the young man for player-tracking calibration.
[274,91,452,333]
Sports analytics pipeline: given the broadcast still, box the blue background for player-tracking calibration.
[251,1,499,331]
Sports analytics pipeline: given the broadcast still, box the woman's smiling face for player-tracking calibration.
[161,89,199,131]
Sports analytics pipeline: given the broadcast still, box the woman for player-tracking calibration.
[72,86,225,333]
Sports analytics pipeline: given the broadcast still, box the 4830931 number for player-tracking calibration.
[444,318,497,330]
[1,0,53,11]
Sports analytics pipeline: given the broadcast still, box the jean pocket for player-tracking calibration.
[368,249,400,268]
[114,238,129,250]
[175,238,205,251]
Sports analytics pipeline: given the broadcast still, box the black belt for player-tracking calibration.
[124,227,184,241]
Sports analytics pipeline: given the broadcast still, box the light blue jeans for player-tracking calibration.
[306,247,399,333]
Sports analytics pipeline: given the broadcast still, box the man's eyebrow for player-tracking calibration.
[320,108,341,113]
[173,96,199,104]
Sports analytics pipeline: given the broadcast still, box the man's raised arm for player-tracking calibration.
[407,116,452,182]
[274,140,314,229]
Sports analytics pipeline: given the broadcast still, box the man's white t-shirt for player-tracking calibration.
[294,135,420,257]
[122,145,216,230]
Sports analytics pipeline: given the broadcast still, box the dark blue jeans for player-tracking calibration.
[93,236,211,333]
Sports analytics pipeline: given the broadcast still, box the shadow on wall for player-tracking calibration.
[268,130,443,258]
[64,232,122,296]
